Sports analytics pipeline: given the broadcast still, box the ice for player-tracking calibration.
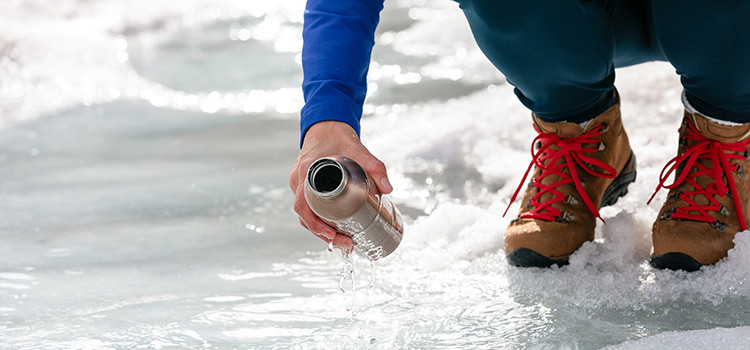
[606,326,750,350]
[2,0,750,348]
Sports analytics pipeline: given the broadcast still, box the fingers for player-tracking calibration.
[300,217,353,254]
[289,156,307,192]
[301,218,331,242]
[332,234,353,255]
[293,164,354,255]
[361,155,393,194]
[298,217,312,232]
[288,167,298,191]
[293,185,336,240]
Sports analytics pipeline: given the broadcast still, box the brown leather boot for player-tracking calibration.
[504,96,637,267]
[650,111,750,271]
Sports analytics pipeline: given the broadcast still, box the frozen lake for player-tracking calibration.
[2,0,750,349]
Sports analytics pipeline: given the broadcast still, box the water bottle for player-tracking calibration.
[304,156,404,260]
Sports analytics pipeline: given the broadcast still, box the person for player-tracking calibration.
[289,0,750,271]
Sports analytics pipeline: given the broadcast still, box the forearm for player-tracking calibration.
[299,0,385,147]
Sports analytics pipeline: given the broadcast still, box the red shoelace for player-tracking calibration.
[647,118,750,231]
[504,124,616,222]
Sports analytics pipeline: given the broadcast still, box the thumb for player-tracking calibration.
[361,155,393,194]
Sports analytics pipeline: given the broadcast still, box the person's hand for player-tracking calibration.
[289,121,393,253]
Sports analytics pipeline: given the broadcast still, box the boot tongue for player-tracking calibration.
[690,112,750,143]
[533,115,584,139]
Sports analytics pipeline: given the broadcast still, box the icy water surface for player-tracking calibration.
[2,0,750,349]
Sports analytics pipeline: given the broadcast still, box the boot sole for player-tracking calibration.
[507,248,569,268]
[507,152,638,268]
[650,253,703,272]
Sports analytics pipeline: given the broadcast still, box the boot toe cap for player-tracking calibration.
[504,219,594,260]
[652,220,735,266]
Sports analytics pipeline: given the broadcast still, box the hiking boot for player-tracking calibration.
[649,111,750,271]
[504,95,637,267]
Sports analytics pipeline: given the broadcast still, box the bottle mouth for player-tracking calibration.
[307,158,347,198]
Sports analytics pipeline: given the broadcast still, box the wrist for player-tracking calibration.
[303,121,359,145]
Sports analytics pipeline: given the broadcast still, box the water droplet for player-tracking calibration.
[116,51,129,63]
[114,35,128,51]
[200,91,222,113]
[238,28,251,41]
[208,6,222,19]
[328,241,334,252]
[108,89,120,99]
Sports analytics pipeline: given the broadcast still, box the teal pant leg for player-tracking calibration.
[652,1,750,122]
[456,0,660,122]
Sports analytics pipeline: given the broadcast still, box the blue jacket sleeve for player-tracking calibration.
[299,0,385,147]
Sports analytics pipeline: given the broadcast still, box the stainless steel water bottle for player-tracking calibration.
[304,156,404,260]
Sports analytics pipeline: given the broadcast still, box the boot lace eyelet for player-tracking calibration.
[599,122,609,133]
[555,211,575,223]
[564,194,579,206]
[710,220,728,232]
[719,204,731,217]
[659,208,676,221]
[597,142,606,152]
[668,192,682,202]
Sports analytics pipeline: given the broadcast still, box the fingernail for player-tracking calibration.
[380,177,393,192]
